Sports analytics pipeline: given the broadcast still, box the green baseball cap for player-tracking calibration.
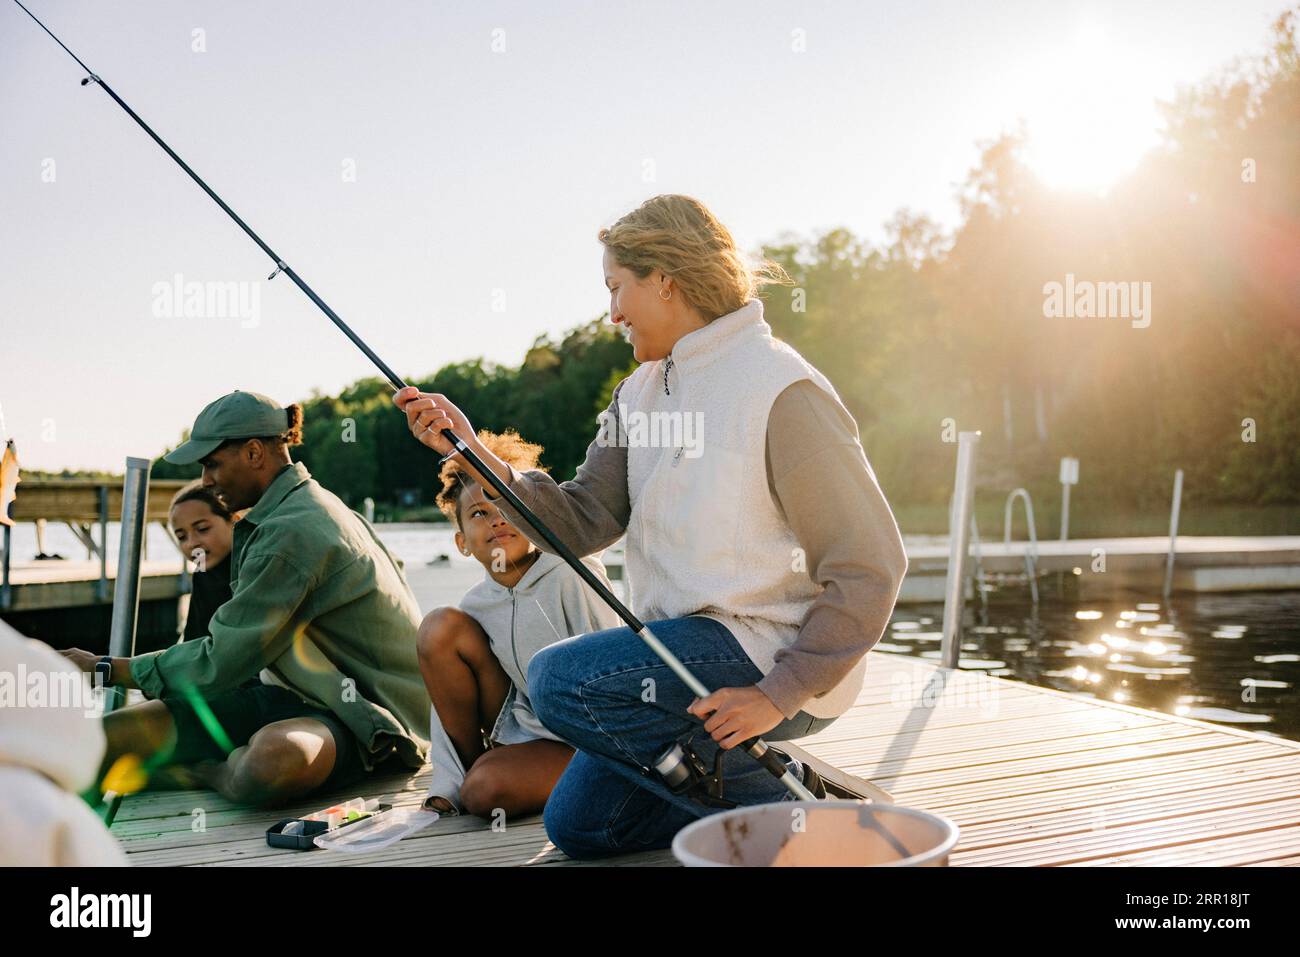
[164,391,292,465]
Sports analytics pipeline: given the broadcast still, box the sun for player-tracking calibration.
[1021,21,1161,195]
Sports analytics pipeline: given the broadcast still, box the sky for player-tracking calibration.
[0,0,1287,472]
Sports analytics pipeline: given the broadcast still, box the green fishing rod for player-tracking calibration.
[12,0,817,805]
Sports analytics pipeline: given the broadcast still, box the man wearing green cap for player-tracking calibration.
[62,391,430,807]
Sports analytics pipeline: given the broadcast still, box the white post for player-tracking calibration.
[107,457,150,714]
[1059,456,1079,540]
[1163,469,1184,598]
[1002,385,1013,448]
[941,431,980,669]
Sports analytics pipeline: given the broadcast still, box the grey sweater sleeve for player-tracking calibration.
[490,374,908,721]
[483,380,631,557]
[754,379,909,719]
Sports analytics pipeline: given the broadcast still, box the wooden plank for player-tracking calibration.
[224,823,565,868]
[6,560,186,611]
[118,795,479,853]
[6,559,184,585]
[1081,825,1300,867]
[113,770,427,823]
[10,480,189,523]
[127,816,558,867]
[808,696,1106,737]
[808,726,1217,782]
[890,742,1297,807]
[795,709,1168,758]
[832,681,1069,709]
[915,754,1300,823]
[843,734,1253,792]
[950,795,1300,866]
[952,770,1300,850]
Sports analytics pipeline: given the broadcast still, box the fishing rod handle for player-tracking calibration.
[745,737,819,800]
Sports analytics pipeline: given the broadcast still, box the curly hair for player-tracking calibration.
[598,194,793,321]
[437,429,548,529]
[278,403,304,447]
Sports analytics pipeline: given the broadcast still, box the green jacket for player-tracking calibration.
[130,462,430,770]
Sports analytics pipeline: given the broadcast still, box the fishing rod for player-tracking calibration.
[13,0,816,804]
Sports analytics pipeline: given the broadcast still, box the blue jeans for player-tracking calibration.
[527,615,838,860]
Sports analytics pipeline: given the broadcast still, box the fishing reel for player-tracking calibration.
[653,732,738,810]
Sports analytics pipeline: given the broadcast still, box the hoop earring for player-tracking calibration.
[659,287,672,301]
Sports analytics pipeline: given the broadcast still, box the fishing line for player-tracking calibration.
[11,0,816,803]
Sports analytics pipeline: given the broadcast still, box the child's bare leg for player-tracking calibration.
[416,606,511,769]
[100,699,177,784]
[461,739,575,820]
[101,701,222,793]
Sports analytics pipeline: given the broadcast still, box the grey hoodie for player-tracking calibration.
[424,550,622,812]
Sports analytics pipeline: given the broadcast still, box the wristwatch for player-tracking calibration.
[95,656,113,687]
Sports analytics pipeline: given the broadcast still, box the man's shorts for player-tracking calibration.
[161,682,369,792]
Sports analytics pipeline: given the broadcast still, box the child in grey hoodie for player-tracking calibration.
[418,429,621,818]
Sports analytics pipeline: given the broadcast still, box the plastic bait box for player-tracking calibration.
[266,797,391,850]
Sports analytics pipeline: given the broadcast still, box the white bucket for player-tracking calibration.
[672,801,959,867]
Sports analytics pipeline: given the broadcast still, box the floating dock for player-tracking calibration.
[896,535,1300,603]
[597,536,1300,602]
[3,559,187,612]
[1,479,190,651]
[111,651,1300,867]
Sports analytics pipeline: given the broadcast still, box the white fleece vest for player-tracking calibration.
[620,298,867,718]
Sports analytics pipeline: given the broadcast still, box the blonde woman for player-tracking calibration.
[395,195,907,859]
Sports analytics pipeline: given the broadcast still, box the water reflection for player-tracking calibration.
[885,587,1300,743]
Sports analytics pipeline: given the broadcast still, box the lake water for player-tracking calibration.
[887,587,1300,744]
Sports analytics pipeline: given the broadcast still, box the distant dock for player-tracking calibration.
[598,536,1300,603]
[3,559,186,612]
[896,535,1300,602]
[1,479,189,651]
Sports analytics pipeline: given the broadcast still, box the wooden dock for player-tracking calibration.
[1,479,190,643]
[112,651,1300,867]
[2,559,186,612]
[601,536,1300,603]
[900,535,1300,601]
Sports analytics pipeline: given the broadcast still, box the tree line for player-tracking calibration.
[154,11,1300,518]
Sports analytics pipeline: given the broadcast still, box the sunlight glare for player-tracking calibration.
[1022,20,1159,194]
